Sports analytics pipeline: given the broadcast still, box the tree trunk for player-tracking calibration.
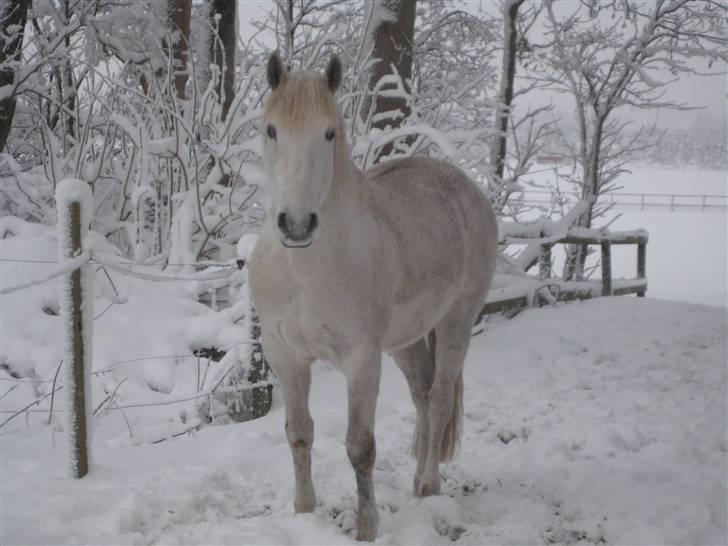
[62,0,75,144]
[282,0,294,67]
[490,0,525,188]
[208,0,236,120]
[564,116,604,281]
[0,0,31,152]
[360,0,417,160]
[167,0,192,100]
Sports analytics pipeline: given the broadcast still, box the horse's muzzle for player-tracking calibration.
[277,211,318,247]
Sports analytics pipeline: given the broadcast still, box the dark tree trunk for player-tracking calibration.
[167,0,192,100]
[208,0,236,120]
[62,0,75,143]
[491,0,525,184]
[0,0,31,152]
[361,0,417,160]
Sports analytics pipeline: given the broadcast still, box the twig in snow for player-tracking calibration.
[1,388,61,429]
[93,378,128,416]
[0,384,18,402]
[151,422,202,444]
[47,359,63,425]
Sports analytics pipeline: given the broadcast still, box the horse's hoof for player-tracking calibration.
[416,479,440,497]
[355,505,379,541]
[294,496,316,513]
[355,525,377,542]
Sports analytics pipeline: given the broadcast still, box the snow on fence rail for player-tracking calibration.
[479,226,648,319]
[516,190,727,212]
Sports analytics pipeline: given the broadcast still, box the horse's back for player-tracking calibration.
[365,156,497,269]
[365,157,497,348]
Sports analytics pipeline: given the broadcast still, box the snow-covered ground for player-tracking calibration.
[2,297,726,545]
[2,167,726,544]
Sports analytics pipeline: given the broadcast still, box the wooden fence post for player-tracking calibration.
[538,228,551,281]
[538,244,551,281]
[56,179,93,479]
[601,241,612,296]
[637,241,647,297]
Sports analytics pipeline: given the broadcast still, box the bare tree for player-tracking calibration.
[487,0,555,217]
[0,0,31,151]
[531,0,727,280]
[266,0,350,69]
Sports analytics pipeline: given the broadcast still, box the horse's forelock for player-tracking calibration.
[264,73,338,128]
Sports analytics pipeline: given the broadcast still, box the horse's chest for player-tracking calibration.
[273,284,364,363]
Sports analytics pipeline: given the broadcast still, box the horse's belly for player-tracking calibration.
[382,289,454,350]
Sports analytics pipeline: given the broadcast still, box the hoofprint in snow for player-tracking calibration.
[2,297,725,545]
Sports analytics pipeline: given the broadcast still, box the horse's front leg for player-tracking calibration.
[344,345,382,542]
[263,336,316,513]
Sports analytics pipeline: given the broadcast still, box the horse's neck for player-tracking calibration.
[323,146,366,224]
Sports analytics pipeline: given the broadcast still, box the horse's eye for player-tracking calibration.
[325,128,335,141]
[267,124,277,140]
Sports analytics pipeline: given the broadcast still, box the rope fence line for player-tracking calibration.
[0,244,251,430]
[0,340,263,425]
[1,181,274,476]
[0,380,278,415]
[0,257,238,267]
[0,252,241,295]
[516,190,728,211]
[0,252,91,295]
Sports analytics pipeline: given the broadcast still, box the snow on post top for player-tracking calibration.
[55,178,93,229]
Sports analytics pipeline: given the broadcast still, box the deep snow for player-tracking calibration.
[2,297,726,545]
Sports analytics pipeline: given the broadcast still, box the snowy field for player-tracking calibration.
[1,167,727,544]
[2,298,726,545]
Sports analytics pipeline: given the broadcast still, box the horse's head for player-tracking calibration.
[262,52,343,248]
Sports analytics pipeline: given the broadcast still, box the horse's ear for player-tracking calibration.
[324,55,342,93]
[267,52,286,90]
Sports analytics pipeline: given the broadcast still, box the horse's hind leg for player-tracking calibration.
[392,338,434,494]
[417,302,474,497]
[262,334,316,513]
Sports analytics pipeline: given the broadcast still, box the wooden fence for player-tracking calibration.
[478,229,648,320]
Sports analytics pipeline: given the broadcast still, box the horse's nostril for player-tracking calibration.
[277,212,288,232]
[309,213,318,233]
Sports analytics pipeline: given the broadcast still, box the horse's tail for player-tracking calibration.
[412,331,463,462]
[440,370,463,461]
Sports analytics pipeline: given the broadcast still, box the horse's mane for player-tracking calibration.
[264,72,338,127]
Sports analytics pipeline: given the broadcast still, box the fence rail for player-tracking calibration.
[479,228,648,319]
[516,190,727,211]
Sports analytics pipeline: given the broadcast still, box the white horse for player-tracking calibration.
[249,53,498,541]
